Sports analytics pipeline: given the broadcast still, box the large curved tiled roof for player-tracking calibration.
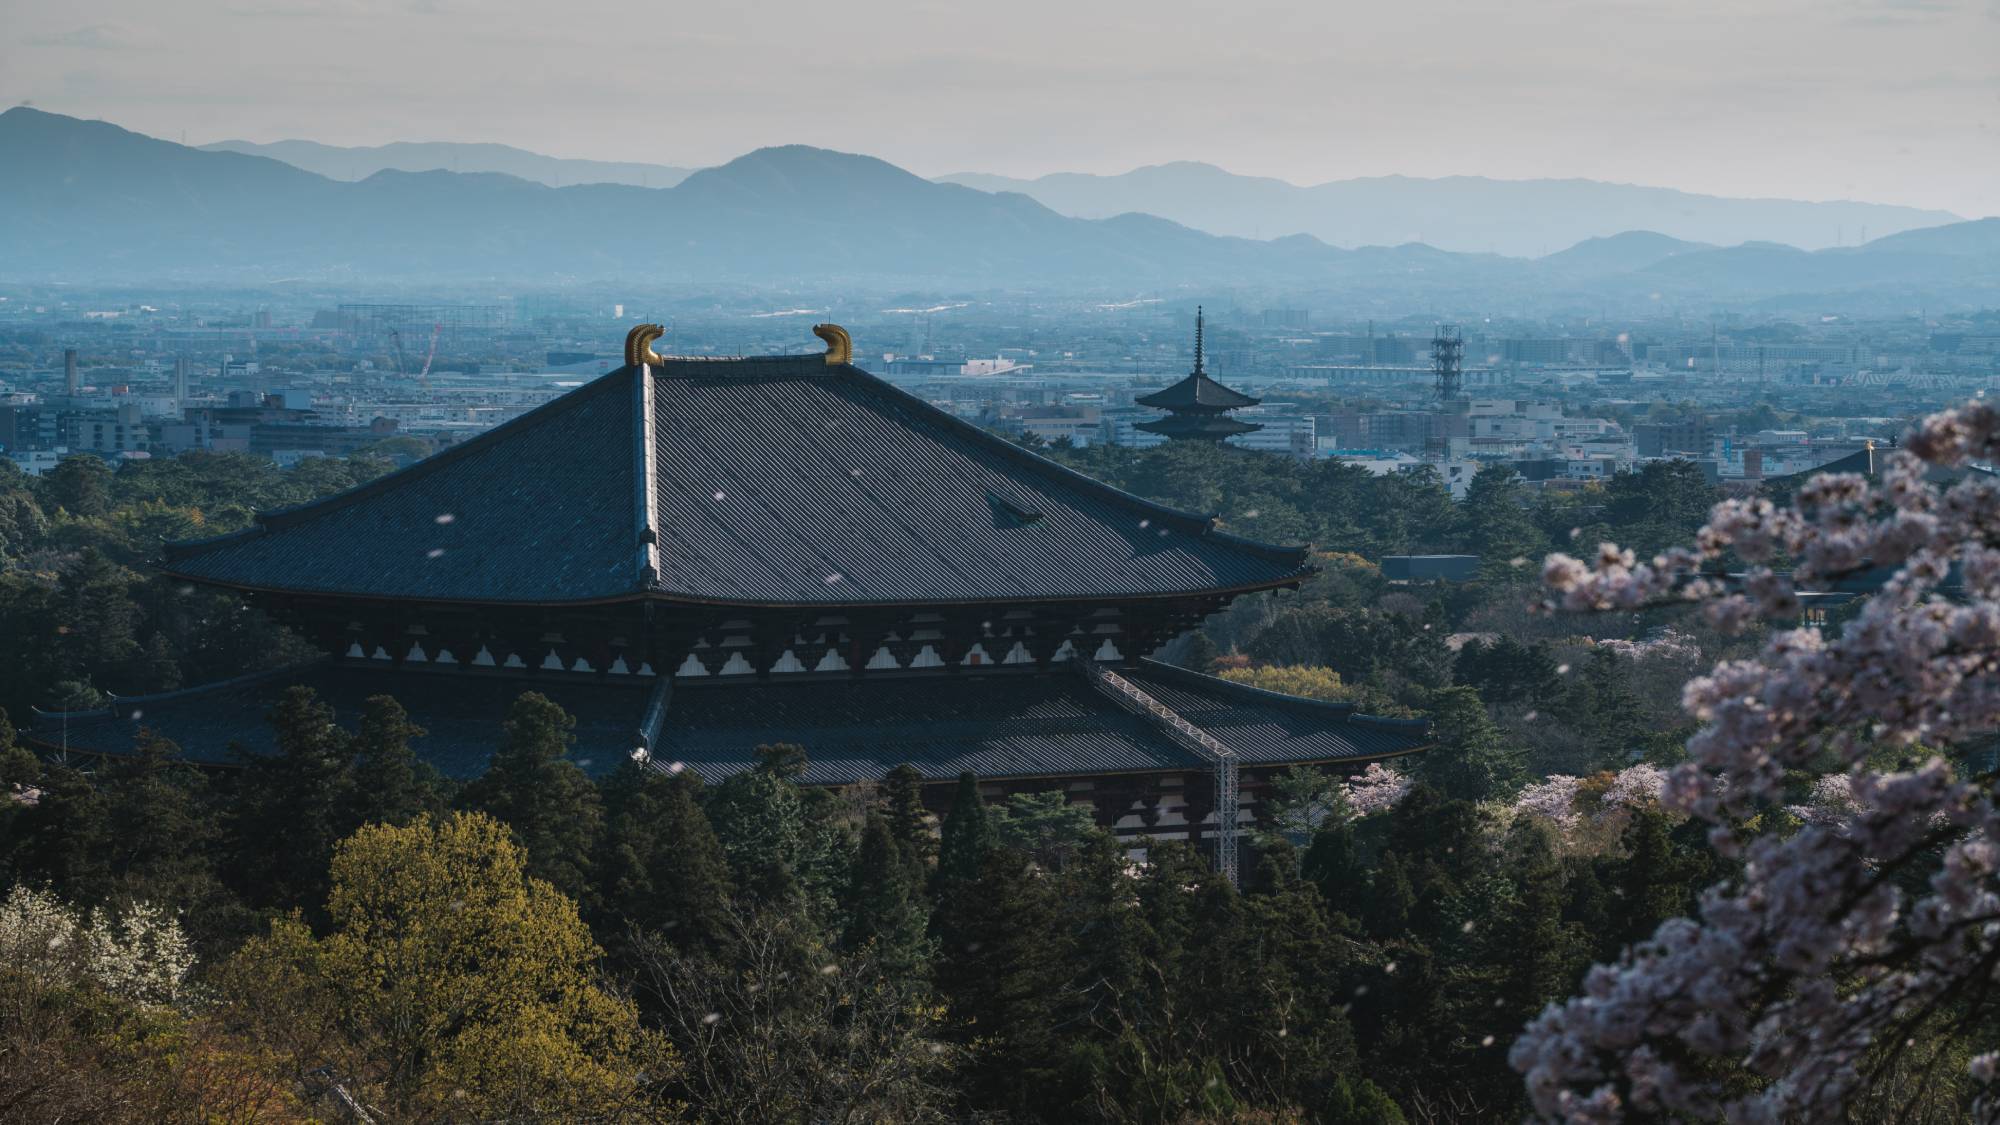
[163,354,1311,606]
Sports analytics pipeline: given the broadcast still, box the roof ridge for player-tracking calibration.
[164,367,637,559]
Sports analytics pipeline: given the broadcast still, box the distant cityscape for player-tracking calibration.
[6,291,1992,502]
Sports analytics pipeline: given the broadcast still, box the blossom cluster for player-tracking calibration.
[1513,401,2000,1122]
[1596,629,1702,665]
[1343,763,1410,818]
[0,885,196,1008]
[1511,764,1673,846]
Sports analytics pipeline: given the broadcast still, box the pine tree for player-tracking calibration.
[0,706,35,790]
[11,762,112,901]
[230,685,354,912]
[1302,816,1363,913]
[1418,686,1527,802]
[103,729,220,907]
[599,762,732,955]
[880,763,933,861]
[347,694,439,829]
[932,771,993,895]
[461,691,604,908]
[704,745,810,906]
[841,813,930,974]
[1495,817,1574,1027]
[934,847,1074,1116]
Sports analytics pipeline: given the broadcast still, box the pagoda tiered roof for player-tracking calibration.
[162,341,1310,607]
[1134,371,1261,413]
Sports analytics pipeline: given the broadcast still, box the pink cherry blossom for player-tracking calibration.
[1516,402,2000,1122]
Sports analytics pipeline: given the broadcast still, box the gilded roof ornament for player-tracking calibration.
[625,323,666,367]
[812,323,852,366]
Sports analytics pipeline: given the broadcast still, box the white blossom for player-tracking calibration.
[1343,763,1410,818]
[0,885,196,1008]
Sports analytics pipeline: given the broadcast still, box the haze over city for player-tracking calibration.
[7,0,1997,217]
[6,2,2000,1122]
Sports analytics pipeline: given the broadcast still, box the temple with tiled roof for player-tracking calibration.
[1135,307,1263,443]
[31,323,1425,877]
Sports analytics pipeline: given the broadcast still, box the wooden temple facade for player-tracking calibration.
[32,324,1427,865]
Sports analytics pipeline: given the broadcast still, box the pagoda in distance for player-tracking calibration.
[1135,307,1262,442]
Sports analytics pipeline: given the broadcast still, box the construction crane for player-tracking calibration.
[414,322,441,390]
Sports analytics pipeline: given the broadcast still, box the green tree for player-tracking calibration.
[935,847,1073,1116]
[221,812,666,1118]
[933,771,994,894]
[1603,458,1718,556]
[598,763,732,955]
[345,694,440,829]
[989,790,1100,870]
[1418,686,1527,802]
[705,744,812,906]
[1458,464,1547,573]
[879,763,933,861]
[37,454,113,518]
[229,685,354,913]
[841,813,931,974]
[461,692,604,907]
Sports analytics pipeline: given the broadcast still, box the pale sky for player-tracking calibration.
[5,0,1997,216]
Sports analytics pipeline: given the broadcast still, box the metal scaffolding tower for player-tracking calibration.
[1432,324,1464,402]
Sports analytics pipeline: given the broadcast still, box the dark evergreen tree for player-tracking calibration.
[704,743,811,906]
[1179,630,1222,674]
[229,685,354,912]
[51,549,141,691]
[1418,686,1527,802]
[932,771,993,894]
[1302,815,1364,912]
[346,694,440,829]
[879,763,932,861]
[460,691,604,907]
[36,453,113,518]
[9,762,112,902]
[1494,817,1575,1028]
[599,762,732,955]
[1453,635,1561,706]
[841,813,930,974]
[934,847,1073,1117]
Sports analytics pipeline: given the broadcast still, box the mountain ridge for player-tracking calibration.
[200,137,692,189]
[937,165,1963,256]
[1,108,1992,310]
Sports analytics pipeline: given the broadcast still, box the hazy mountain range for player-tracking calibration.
[200,138,691,189]
[2,108,1994,310]
[939,164,1962,257]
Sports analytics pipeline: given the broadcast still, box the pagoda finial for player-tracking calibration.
[1193,306,1205,376]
